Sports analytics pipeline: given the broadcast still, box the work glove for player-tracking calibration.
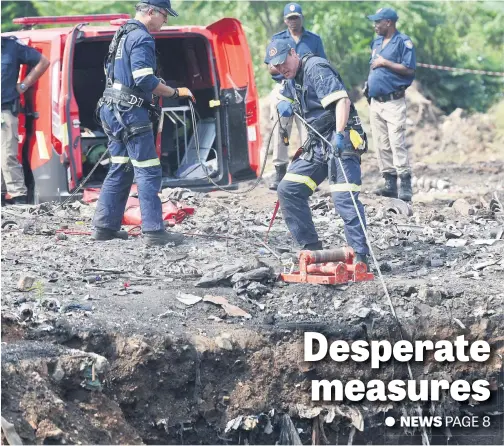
[330,131,346,157]
[173,87,196,103]
[277,100,293,118]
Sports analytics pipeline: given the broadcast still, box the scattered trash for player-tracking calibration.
[176,293,202,306]
[231,267,274,283]
[225,415,243,433]
[1,220,19,230]
[473,260,497,270]
[445,226,463,239]
[17,275,36,291]
[19,303,33,321]
[203,295,251,319]
[278,414,302,445]
[429,257,444,268]
[386,198,413,216]
[42,298,60,311]
[446,239,467,247]
[195,264,246,288]
[83,275,101,284]
[245,282,270,299]
[453,318,466,330]
[62,303,93,313]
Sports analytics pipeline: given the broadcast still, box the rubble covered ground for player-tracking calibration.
[1,87,504,445]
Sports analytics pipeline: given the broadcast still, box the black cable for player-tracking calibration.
[190,100,278,195]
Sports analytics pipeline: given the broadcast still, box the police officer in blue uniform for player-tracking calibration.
[270,41,370,265]
[365,7,416,201]
[264,2,326,190]
[92,0,195,245]
[1,35,49,205]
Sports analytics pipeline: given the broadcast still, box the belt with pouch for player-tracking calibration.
[102,83,152,110]
[372,90,405,103]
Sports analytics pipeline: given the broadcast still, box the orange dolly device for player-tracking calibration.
[280,247,374,285]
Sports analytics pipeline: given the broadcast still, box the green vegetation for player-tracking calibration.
[2,1,502,112]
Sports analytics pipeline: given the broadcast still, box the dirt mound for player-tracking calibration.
[259,81,504,166]
[403,82,504,164]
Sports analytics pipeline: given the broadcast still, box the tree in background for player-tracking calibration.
[1,1,39,32]
[2,0,502,113]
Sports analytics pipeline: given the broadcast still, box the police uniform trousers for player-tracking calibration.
[1,109,27,197]
[369,97,410,175]
[93,106,164,232]
[269,83,307,167]
[277,143,369,255]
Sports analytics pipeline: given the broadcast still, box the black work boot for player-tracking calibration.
[355,253,370,269]
[373,173,398,198]
[302,241,323,251]
[91,228,129,241]
[144,230,185,246]
[269,164,287,191]
[398,173,413,202]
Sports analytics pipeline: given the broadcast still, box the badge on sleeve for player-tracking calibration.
[405,40,413,49]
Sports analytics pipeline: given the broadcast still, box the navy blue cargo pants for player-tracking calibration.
[92,105,164,232]
[277,143,369,255]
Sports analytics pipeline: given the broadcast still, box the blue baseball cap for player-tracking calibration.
[367,7,398,22]
[284,3,303,18]
[139,0,178,17]
[267,40,293,65]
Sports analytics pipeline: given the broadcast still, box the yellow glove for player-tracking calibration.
[175,87,196,103]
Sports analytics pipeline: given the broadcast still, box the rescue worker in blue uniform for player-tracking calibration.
[264,2,326,190]
[1,35,49,205]
[365,7,416,201]
[270,41,370,265]
[92,0,195,245]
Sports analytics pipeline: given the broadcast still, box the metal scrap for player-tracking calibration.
[203,295,251,319]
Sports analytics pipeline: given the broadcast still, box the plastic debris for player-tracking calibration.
[278,414,302,445]
[176,293,202,306]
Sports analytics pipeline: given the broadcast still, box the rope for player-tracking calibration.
[417,62,504,77]
[294,112,430,446]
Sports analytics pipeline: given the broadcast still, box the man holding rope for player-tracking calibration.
[270,41,370,266]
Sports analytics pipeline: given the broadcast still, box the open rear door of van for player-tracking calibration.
[207,18,261,181]
[16,38,31,164]
[59,24,84,191]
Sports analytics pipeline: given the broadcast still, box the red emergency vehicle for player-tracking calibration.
[3,14,261,203]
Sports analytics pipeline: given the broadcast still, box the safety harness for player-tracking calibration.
[98,22,156,143]
[294,53,369,160]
